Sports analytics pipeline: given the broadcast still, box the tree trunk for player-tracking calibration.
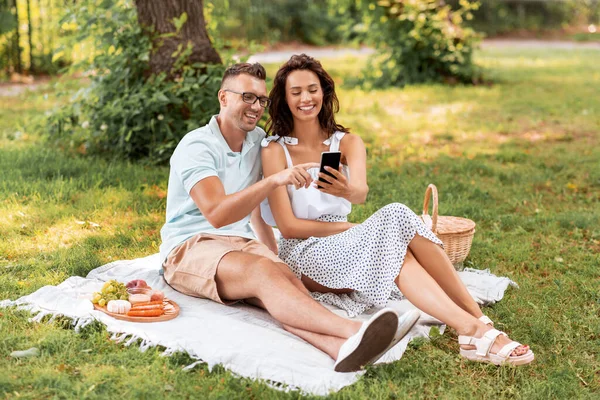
[36,0,43,69]
[134,0,221,77]
[13,0,22,73]
[47,0,52,61]
[3,0,10,71]
[26,0,34,73]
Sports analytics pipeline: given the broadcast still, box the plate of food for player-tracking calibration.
[91,279,179,323]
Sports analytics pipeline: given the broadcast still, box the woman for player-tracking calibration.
[259,54,533,366]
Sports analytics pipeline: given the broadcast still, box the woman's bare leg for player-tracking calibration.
[408,235,483,318]
[395,250,528,356]
[301,275,353,294]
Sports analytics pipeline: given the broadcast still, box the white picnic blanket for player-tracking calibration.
[0,254,517,396]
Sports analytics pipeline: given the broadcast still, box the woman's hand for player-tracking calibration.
[316,166,353,199]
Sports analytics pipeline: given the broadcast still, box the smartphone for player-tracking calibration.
[318,151,341,189]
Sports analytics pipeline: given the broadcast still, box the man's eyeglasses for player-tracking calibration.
[223,90,271,109]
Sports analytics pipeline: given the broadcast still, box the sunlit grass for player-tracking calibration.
[1,47,599,398]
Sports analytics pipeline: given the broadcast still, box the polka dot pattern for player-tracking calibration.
[278,203,443,317]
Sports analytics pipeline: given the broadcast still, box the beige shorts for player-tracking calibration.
[163,233,282,304]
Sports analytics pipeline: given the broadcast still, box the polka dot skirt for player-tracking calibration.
[278,203,443,317]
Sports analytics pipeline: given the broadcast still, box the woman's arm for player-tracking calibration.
[250,206,278,254]
[261,142,354,240]
[317,133,369,204]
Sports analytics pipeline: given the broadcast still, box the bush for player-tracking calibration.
[451,0,600,36]
[358,0,482,88]
[206,0,354,45]
[45,0,224,164]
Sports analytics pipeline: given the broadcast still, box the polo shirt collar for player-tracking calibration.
[209,115,258,157]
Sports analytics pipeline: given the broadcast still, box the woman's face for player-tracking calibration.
[285,69,323,123]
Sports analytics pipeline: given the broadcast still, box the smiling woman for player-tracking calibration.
[260,53,534,366]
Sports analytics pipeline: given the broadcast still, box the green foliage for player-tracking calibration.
[207,0,353,45]
[0,8,17,35]
[454,0,600,36]
[358,0,483,87]
[44,0,224,164]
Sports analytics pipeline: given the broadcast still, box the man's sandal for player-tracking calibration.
[458,328,534,366]
[479,315,494,326]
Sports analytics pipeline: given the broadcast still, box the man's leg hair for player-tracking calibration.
[215,251,361,339]
[245,263,346,359]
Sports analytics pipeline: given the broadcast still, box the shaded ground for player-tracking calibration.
[247,39,599,63]
[2,39,598,98]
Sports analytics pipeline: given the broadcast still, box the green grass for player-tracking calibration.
[571,32,600,42]
[1,47,599,399]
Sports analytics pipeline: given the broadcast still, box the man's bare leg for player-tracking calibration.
[408,235,483,318]
[230,255,402,367]
[215,251,361,339]
[243,264,348,359]
[244,297,344,359]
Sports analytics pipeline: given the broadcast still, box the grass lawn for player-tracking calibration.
[1,47,599,399]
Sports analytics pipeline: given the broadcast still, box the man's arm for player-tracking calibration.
[190,163,318,229]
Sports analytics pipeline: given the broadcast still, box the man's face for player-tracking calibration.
[219,74,267,133]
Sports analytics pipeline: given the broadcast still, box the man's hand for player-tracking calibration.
[270,162,319,190]
[316,166,353,199]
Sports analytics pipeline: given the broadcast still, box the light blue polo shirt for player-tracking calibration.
[159,115,264,264]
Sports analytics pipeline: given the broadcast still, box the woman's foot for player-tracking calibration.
[458,322,533,365]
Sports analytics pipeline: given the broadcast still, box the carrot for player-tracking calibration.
[131,300,163,307]
[127,309,164,317]
[129,304,164,311]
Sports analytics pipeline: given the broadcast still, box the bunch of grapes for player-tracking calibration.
[91,280,129,307]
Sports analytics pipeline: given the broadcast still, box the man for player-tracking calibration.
[159,63,413,372]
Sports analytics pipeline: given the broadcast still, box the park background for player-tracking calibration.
[1,0,599,398]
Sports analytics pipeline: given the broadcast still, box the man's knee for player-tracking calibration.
[273,261,298,280]
[247,257,288,282]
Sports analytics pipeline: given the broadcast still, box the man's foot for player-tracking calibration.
[334,308,398,372]
[389,309,421,348]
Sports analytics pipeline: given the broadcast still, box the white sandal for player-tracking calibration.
[334,308,398,372]
[459,328,534,366]
[479,315,494,326]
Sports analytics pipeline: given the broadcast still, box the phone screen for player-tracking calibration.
[318,151,341,189]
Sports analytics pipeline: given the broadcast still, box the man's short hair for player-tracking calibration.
[220,63,266,89]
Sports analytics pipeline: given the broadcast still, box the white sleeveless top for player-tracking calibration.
[260,131,352,226]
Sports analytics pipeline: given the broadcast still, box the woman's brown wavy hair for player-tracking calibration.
[265,54,349,138]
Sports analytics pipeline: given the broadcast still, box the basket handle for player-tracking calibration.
[422,184,439,234]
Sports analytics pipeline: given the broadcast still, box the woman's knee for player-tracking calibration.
[396,248,421,284]
[381,202,414,218]
[404,247,416,263]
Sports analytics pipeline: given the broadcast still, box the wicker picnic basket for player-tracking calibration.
[421,184,476,265]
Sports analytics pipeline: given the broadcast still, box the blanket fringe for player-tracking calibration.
[462,267,519,288]
[73,318,95,332]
